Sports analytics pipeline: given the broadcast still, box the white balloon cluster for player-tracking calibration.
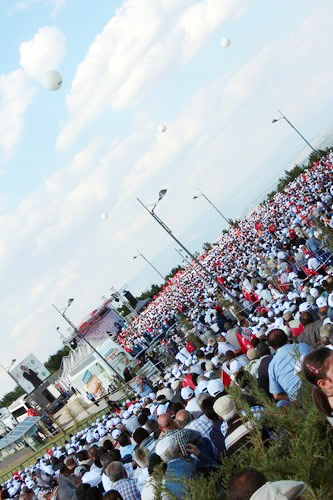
[42,70,63,91]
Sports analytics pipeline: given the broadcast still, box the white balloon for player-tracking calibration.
[100,212,108,221]
[220,37,231,48]
[158,122,167,133]
[42,70,62,91]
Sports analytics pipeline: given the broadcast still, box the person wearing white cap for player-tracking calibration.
[176,346,191,364]
[207,379,224,398]
[299,302,312,313]
[217,335,239,355]
[316,295,328,318]
[122,409,141,434]
[307,255,320,271]
[181,387,202,417]
[195,380,209,396]
[298,306,323,347]
[111,428,122,440]
[213,395,255,456]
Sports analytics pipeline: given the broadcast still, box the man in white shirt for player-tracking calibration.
[217,335,238,355]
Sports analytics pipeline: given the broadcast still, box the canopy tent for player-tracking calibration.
[59,337,132,391]
[0,417,40,451]
[61,342,96,381]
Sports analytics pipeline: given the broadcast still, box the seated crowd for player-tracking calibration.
[2,157,333,498]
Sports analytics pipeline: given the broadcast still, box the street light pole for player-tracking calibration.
[272,109,322,157]
[0,359,20,387]
[137,190,242,309]
[52,302,123,380]
[133,250,165,281]
[193,189,231,226]
[56,327,74,351]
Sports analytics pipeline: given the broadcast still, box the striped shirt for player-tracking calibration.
[185,414,213,440]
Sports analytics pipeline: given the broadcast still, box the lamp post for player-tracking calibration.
[272,109,322,157]
[56,327,75,351]
[0,359,24,424]
[193,189,231,226]
[137,189,242,308]
[52,299,123,380]
[133,250,165,281]
[0,359,19,386]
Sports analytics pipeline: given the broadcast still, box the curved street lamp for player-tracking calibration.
[137,189,242,310]
[193,189,231,226]
[133,250,165,281]
[272,109,321,157]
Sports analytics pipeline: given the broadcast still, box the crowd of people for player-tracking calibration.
[1,155,333,498]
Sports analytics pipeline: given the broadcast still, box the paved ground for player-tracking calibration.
[0,447,32,471]
[52,385,129,429]
[52,395,109,428]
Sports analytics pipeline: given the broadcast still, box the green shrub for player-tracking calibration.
[153,379,333,500]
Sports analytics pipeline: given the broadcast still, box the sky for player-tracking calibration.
[1,0,333,397]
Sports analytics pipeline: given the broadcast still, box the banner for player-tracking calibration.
[77,305,125,340]
[10,354,50,394]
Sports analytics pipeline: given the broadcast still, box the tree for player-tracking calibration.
[117,304,131,317]
[137,284,163,301]
[228,218,241,227]
[165,265,183,282]
[0,385,25,408]
[202,242,211,252]
[44,345,70,373]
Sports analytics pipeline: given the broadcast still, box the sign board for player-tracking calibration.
[82,370,93,385]
[10,354,50,395]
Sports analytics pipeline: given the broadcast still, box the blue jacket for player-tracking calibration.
[165,458,196,498]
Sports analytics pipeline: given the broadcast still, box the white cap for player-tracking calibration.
[316,296,328,308]
[310,288,319,298]
[196,380,209,394]
[181,387,194,400]
[211,356,220,366]
[207,379,224,397]
[111,429,121,439]
[299,302,311,312]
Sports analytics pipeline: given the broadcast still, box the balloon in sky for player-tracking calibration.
[220,38,231,48]
[42,70,63,91]
[158,123,167,133]
[100,212,108,221]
